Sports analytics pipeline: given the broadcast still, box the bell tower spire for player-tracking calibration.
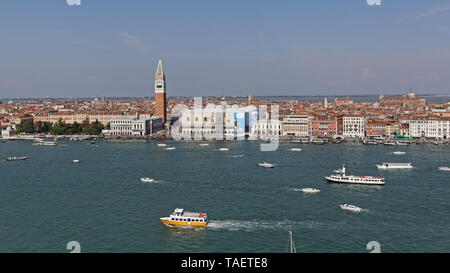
[154,57,167,124]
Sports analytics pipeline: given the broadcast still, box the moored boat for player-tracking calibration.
[165,147,176,150]
[160,208,208,227]
[325,164,385,185]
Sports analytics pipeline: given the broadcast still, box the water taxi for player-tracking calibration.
[325,164,385,185]
[376,162,413,169]
[340,204,362,212]
[301,188,320,193]
[160,208,208,228]
[438,167,450,171]
[6,156,29,161]
[258,162,274,168]
[140,177,155,183]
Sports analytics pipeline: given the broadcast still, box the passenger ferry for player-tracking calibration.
[376,162,413,169]
[160,208,208,228]
[325,164,385,185]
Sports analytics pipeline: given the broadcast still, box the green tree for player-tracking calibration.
[16,119,34,134]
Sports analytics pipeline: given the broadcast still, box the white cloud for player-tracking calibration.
[118,32,150,53]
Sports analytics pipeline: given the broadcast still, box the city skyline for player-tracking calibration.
[1,1,450,98]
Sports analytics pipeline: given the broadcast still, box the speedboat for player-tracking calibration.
[376,162,413,169]
[157,143,167,147]
[438,167,450,171]
[325,164,385,185]
[160,208,208,228]
[6,156,29,161]
[340,204,362,212]
[165,147,176,150]
[290,148,302,151]
[258,162,274,168]
[301,188,320,193]
[393,151,406,155]
[73,160,80,163]
[140,177,155,183]
[218,148,229,151]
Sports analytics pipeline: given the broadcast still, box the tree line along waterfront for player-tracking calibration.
[15,118,105,136]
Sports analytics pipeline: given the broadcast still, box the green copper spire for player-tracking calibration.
[156,56,164,76]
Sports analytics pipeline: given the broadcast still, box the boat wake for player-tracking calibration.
[207,220,323,231]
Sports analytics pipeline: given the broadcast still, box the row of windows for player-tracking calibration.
[170,218,205,222]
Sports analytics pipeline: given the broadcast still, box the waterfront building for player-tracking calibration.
[154,57,167,124]
[310,114,337,137]
[386,123,410,138]
[366,120,387,138]
[342,115,365,138]
[281,114,310,138]
[110,115,163,136]
[409,118,450,139]
[1,126,15,138]
[250,112,282,140]
[34,112,123,126]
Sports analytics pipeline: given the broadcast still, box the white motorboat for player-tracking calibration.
[165,147,176,150]
[290,148,302,151]
[376,162,413,169]
[218,148,229,151]
[73,160,80,163]
[39,141,57,146]
[438,167,450,171]
[301,188,320,193]
[157,143,167,147]
[340,204,362,212]
[258,162,274,168]
[199,143,209,146]
[393,151,406,155]
[325,164,385,185]
[140,177,155,183]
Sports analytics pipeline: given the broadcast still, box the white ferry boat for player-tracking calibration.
[376,162,413,169]
[340,204,362,212]
[160,208,208,228]
[258,162,274,168]
[140,177,155,183]
[301,188,320,193]
[325,164,385,185]
[438,166,450,171]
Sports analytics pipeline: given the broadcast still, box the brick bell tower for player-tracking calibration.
[154,57,167,124]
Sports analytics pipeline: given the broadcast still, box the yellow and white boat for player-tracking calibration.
[160,208,208,228]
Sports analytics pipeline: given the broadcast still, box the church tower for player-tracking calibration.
[154,57,167,124]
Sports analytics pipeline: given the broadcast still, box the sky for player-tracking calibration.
[0,0,450,98]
